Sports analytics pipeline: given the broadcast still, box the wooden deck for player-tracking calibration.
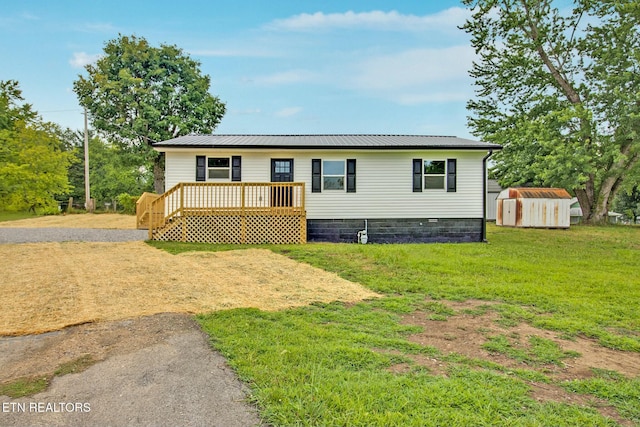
[137,182,306,244]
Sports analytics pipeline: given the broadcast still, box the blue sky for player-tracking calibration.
[0,0,478,139]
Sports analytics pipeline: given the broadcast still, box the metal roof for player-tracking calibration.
[153,134,502,150]
[498,188,572,199]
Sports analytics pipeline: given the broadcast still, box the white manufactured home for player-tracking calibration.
[143,134,500,244]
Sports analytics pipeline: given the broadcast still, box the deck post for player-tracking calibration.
[148,199,154,240]
[241,183,247,243]
[180,183,186,242]
[300,183,306,243]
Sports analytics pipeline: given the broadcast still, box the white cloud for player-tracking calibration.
[274,107,303,118]
[348,45,476,105]
[266,8,470,32]
[355,45,473,88]
[69,52,101,68]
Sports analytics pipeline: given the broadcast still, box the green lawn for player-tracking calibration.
[151,224,640,426]
[0,211,40,222]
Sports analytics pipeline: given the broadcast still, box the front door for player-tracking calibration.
[271,159,294,207]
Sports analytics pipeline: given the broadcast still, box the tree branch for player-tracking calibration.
[521,0,582,105]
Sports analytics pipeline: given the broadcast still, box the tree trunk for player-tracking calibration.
[153,153,165,194]
[575,175,617,224]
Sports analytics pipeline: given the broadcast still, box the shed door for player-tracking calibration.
[502,199,517,226]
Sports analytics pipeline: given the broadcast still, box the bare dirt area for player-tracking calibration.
[0,242,379,336]
[398,299,640,426]
[0,213,136,229]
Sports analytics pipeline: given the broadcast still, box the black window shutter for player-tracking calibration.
[312,159,322,193]
[412,159,422,192]
[196,156,206,182]
[231,156,241,181]
[346,159,356,193]
[447,159,457,192]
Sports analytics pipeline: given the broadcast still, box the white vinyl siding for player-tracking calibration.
[163,149,486,219]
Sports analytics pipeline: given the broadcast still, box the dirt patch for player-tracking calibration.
[0,242,379,336]
[401,299,640,379]
[0,213,136,229]
[397,299,640,426]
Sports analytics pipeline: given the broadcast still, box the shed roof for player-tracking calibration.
[153,134,502,150]
[498,188,572,200]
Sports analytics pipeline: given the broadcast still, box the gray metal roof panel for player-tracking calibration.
[153,134,502,150]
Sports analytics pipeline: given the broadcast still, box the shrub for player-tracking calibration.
[116,193,139,215]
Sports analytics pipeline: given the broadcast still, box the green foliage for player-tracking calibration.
[73,34,226,192]
[63,129,152,208]
[613,186,640,223]
[0,80,74,213]
[116,193,139,214]
[462,0,640,223]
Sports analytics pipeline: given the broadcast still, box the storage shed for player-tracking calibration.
[496,188,571,228]
[486,179,503,221]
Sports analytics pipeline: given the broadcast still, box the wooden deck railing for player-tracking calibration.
[147,182,306,243]
[136,192,161,229]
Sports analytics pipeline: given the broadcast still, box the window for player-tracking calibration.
[208,157,229,179]
[323,160,345,190]
[413,158,457,192]
[196,156,241,181]
[423,160,445,189]
[312,159,356,192]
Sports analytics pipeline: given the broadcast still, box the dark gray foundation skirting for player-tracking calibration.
[306,218,483,243]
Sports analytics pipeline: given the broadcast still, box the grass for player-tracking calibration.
[0,211,40,222]
[482,334,581,366]
[0,355,96,398]
[153,224,640,426]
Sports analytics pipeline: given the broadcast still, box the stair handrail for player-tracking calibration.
[148,183,183,239]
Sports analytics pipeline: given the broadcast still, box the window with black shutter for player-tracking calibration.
[231,156,241,182]
[447,159,457,192]
[346,159,356,193]
[196,156,206,182]
[412,159,422,192]
[312,159,322,192]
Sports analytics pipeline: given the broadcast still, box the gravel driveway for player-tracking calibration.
[0,227,148,243]
[0,225,263,426]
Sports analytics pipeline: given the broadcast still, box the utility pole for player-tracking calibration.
[83,107,93,212]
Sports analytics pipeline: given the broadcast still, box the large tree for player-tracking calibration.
[0,80,73,213]
[73,34,226,193]
[463,0,640,223]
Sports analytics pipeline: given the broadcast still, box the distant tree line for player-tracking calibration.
[1,33,226,214]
